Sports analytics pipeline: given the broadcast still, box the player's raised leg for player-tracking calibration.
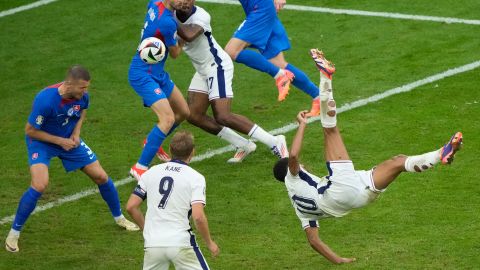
[82,161,139,231]
[5,164,48,252]
[370,132,463,190]
[225,1,294,101]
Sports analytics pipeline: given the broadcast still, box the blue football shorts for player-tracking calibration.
[128,70,175,107]
[26,138,97,172]
[234,2,291,59]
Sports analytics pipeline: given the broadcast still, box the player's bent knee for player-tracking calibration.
[213,113,232,127]
[392,155,407,167]
[31,181,48,193]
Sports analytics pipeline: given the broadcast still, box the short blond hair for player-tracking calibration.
[170,131,195,160]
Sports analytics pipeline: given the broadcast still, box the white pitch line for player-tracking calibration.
[0,0,59,18]
[1,60,479,226]
[197,0,480,26]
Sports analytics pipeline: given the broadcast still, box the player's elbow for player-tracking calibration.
[25,123,35,136]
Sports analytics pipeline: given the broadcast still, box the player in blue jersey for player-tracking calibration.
[224,0,335,117]
[5,65,139,253]
[129,0,193,180]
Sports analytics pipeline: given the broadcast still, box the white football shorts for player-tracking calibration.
[188,66,234,101]
[143,246,210,270]
[321,160,385,215]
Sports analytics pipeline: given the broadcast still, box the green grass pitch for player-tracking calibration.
[0,0,479,269]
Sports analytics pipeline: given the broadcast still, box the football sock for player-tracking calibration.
[404,149,441,172]
[248,124,277,147]
[217,127,250,148]
[167,123,179,136]
[236,49,280,78]
[319,73,334,101]
[12,187,42,231]
[98,178,122,218]
[319,73,336,128]
[285,64,319,99]
[138,125,167,167]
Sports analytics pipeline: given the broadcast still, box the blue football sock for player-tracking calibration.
[138,125,167,166]
[236,50,280,78]
[98,178,122,218]
[286,63,319,99]
[12,187,42,231]
[167,123,179,136]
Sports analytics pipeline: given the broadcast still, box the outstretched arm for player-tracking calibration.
[288,111,308,175]
[305,227,356,264]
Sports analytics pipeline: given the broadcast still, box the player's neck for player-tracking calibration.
[57,84,74,100]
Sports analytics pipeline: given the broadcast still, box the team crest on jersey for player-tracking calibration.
[73,105,81,112]
[32,153,38,160]
[154,88,162,95]
[35,115,44,125]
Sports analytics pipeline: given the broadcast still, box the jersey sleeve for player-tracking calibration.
[162,19,178,47]
[191,175,206,205]
[27,93,52,129]
[193,9,212,32]
[296,209,319,230]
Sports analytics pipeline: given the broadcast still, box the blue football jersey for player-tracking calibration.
[130,0,178,79]
[27,83,89,139]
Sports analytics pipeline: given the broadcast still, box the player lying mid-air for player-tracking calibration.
[273,52,463,264]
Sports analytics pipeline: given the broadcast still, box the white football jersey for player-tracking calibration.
[175,6,233,77]
[135,160,206,248]
[284,168,336,229]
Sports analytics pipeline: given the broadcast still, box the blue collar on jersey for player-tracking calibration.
[170,159,188,165]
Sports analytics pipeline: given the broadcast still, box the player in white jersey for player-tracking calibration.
[174,1,288,163]
[272,51,463,264]
[126,131,219,270]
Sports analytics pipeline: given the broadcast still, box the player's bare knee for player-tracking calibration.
[392,155,407,167]
[175,107,190,123]
[31,180,48,193]
[213,112,232,127]
[224,45,238,60]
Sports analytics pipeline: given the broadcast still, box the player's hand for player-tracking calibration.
[70,134,81,147]
[296,110,308,125]
[337,257,357,264]
[207,241,220,258]
[59,138,77,151]
[274,0,286,12]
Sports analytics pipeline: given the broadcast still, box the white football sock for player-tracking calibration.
[248,124,277,148]
[319,73,333,101]
[274,69,285,79]
[319,73,336,128]
[9,229,20,236]
[114,214,125,222]
[217,127,250,148]
[404,149,441,172]
[135,163,148,170]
